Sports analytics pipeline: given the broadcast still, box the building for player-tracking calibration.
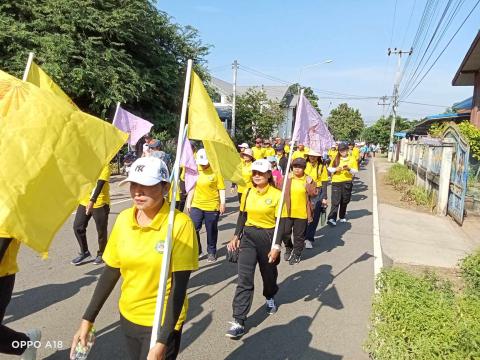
[210,77,298,138]
[452,30,480,128]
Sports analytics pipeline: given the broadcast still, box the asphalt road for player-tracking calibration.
[3,163,374,360]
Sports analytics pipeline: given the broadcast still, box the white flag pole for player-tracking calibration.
[150,59,193,348]
[22,52,35,82]
[271,89,304,252]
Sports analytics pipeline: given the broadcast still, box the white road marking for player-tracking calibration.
[372,160,383,293]
[71,198,132,215]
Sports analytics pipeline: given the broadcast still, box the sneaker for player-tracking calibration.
[225,321,245,339]
[198,251,205,259]
[327,219,337,226]
[21,329,41,360]
[93,255,104,265]
[339,218,347,223]
[289,253,301,265]
[266,298,277,315]
[207,253,217,263]
[283,249,292,262]
[304,240,313,249]
[71,251,91,265]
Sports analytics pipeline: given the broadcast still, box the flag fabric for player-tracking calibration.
[188,71,244,186]
[180,137,198,193]
[292,93,334,154]
[26,61,79,109]
[113,106,154,146]
[0,70,128,254]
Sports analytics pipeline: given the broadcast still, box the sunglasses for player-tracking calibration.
[252,170,267,176]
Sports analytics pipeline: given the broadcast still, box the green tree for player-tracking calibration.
[327,103,365,141]
[0,0,210,136]
[235,88,284,143]
[287,83,321,114]
[361,115,417,148]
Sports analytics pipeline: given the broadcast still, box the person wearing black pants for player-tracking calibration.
[0,236,41,359]
[226,159,282,339]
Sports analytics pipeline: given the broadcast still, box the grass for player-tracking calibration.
[365,253,480,359]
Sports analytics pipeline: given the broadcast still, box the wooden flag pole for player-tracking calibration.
[22,52,35,82]
[149,59,193,348]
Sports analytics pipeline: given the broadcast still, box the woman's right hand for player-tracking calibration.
[70,320,93,359]
[227,235,240,251]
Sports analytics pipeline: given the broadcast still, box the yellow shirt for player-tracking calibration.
[328,149,338,160]
[80,165,110,207]
[352,147,360,161]
[284,144,290,154]
[305,162,329,186]
[292,149,309,159]
[103,202,198,329]
[0,230,20,277]
[282,175,308,219]
[237,161,253,194]
[263,147,276,157]
[252,146,265,160]
[241,185,282,228]
[329,155,358,183]
[191,166,225,211]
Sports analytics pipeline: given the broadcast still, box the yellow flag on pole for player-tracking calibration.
[188,71,244,186]
[0,70,128,254]
[26,61,79,109]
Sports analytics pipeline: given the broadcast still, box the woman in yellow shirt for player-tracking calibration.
[226,159,282,339]
[236,148,254,204]
[304,150,329,249]
[71,157,198,360]
[327,143,358,226]
[186,149,226,262]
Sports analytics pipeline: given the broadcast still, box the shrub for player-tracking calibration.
[460,250,480,297]
[402,186,435,207]
[385,164,415,191]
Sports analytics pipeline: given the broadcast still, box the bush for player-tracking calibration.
[402,186,435,207]
[385,164,415,191]
[460,250,480,297]
[366,268,480,359]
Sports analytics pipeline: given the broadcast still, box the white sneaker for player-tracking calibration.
[339,218,347,223]
[304,240,313,249]
[328,219,337,226]
[21,329,41,360]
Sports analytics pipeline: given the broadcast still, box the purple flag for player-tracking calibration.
[112,106,154,146]
[292,94,334,154]
[180,137,198,193]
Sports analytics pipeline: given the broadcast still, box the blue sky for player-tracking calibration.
[159,1,479,124]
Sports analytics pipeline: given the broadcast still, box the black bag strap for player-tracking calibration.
[242,188,252,212]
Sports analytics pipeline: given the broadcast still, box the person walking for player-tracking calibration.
[267,156,283,188]
[225,159,282,338]
[0,235,41,360]
[281,158,315,264]
[71,157,198,360]
[238,143,249,154]
[327,143,358,226]
[275,146,288,175]
[292,143,309,159]
[236,148,255,204]
[262,139,276,158]
[186,149,226,262]
[71,164,111,265]
[252,138,265,160]
[304,150,329,249]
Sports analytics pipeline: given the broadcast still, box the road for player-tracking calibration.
[4,162,375,360]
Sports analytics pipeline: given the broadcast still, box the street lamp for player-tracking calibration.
[298,59,334,87]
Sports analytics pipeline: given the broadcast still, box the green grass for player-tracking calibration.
[460,250,480,297]
[385,164,415,191]
[402,186,435,207]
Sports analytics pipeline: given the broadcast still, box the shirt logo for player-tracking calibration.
[155,241,165,253]
[135,165,145,172]
[265,198,272,205]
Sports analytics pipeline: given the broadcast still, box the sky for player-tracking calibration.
[159,0,479,125]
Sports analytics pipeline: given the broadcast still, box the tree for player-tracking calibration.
[287,83,322,114]
[235,88,284,143]
[361,115,417,148]
[0,0,210,136]
[327,103,365,141]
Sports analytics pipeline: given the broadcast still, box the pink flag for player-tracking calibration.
[180,137,198,193]
[292,94,334,154]
[112,106,154,146]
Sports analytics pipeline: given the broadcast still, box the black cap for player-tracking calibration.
[338,142,348,151]
[291,157,307,168]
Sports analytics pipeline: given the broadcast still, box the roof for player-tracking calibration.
[452,97,473,111]
[408,113,471,136]
[452,31,480,86]
[210,77,290,102]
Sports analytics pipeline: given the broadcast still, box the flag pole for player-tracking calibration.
[112,102,123,175]
[169,125,188,183]
[150,59,193,348]
[271,89,304,252]
[22,52,35,82]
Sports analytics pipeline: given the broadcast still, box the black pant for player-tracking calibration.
[282,218,307,255]
[120,315,182,360]
[175,180,187,212]
[305,196,323,242]
[328,181,353,221]
[238,192,243,205]
[73,204,110,255]
[0,275,29,355]
[232,226,279,322]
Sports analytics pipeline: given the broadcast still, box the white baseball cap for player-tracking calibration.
[196,148,209,166]
[238,143,249,149]
[251,159,272,173]
[119,157,170,187]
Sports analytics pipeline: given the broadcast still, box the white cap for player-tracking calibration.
[307,149,322,157]
[238,143,249,149]
[119,157,170,187]
[251,159,272,173]
[196,148,209,166]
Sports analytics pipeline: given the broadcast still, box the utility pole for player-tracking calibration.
[387,47,412,162]
[378,96,390,117]
[231,60,238,138]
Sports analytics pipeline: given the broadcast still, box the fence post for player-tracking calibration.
[426,146,433,191]
[437,145,454,216]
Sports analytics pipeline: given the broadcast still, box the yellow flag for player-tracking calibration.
[0,70,128,253]
[188,71,244,186]
[26,61,79,109]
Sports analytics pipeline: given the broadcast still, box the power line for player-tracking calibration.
[399,100,449,107]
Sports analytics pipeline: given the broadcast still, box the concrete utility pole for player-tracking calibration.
[231,60,238,138]
[378,95,390,117]
[387,48,412,161]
